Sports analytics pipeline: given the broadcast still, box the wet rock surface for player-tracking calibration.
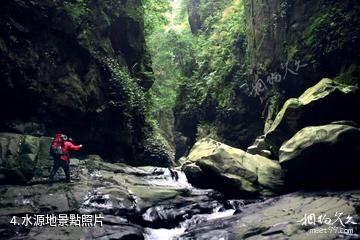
[0,153,359,239]
[247,135,273,159]
[0,156,244,239]
[177,191,360,240]
[0,0,359,239]
[265,78,360,155]
[279,123,360,189]
[181,138,284,197]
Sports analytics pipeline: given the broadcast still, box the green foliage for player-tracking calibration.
[63,0,90,26]
[197,0,233,33]
[181,0,248,109]
[145,0,249,124]
[144,0,195,113]
[144,0,171,35]
[196,122,219,141]
[143,127,175,166]
[286,45,299,62]
[334,64,360,86]
[103,57,149,112]
[304,1,360,58]
[148,28,195,112]
[126,0,143,22]
[101,56,159,138]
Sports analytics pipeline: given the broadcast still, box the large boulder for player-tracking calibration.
[0,133,53,184]
[34,136,54,178]
[279,123,360,189]
[265,79,360,155]
[181,138,284,197]
[246,135,273,159]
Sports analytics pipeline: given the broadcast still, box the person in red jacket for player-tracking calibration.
[48,135,82,185]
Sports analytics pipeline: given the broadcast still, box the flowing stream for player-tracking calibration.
[139,168,244,240]
[77,166,247,240]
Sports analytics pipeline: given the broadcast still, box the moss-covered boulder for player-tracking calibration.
[0,133,30,184]
[181,138,284,197]
[34,137,54,178]
[265,79,360,155]
[0,133,53,184]
[140,131,175,167]
[279,123,360,189]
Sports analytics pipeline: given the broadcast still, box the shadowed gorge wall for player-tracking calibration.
[247,0,360,95]
[0,0,155,163]
[173,0,360,158]
[0,1,360,239]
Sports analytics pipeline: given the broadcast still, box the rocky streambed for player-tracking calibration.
[1,156,359,239]
[0,157,248,239]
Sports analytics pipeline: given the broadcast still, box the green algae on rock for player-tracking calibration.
[266,78,360,155]
[181,138,284,197]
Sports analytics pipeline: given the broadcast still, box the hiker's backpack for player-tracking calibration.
[50,133,64,157]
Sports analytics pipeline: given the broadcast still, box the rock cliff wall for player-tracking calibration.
[0,0,157,163]
[174,0,360,157]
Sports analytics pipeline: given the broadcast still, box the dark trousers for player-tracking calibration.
[48,157,70,183]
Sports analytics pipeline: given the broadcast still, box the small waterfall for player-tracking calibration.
[145,227,186,240]
[79,191,113,213]
[78,166,245,240]
[144,203,238,240]
[144,168,192,188]
[142,167,245,240]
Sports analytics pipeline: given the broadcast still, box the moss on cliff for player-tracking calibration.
[0,0,163,165]
[125,0,143,22]
[63,0,90,26]
[304,2,359,57]
[293,0,360,79]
